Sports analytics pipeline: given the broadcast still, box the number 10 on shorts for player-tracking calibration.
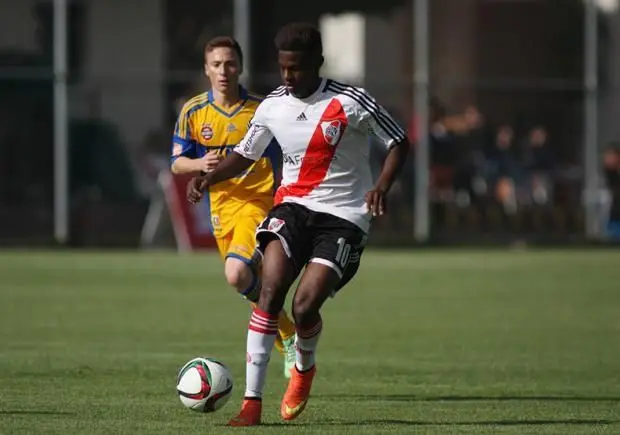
[335,237,351,269]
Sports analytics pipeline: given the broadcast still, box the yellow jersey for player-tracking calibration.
[171,87,278,237]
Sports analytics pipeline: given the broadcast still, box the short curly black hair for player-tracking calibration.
[274,22,322,55]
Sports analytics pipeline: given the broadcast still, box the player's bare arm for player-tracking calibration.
[186,149,258,204]
[171,151,223,175]
[196,151,254,192]
[366,138,410,216]
[186,177,203,204]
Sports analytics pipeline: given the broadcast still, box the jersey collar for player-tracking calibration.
[288,78,327,102]
[207,86,248,118]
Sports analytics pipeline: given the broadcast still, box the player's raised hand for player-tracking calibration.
[365,188,386,217]
[201,151,223,173]
[187,177,204,204]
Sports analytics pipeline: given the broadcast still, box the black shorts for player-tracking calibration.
[255,203,367,293]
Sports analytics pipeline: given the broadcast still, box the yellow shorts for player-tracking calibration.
[215,204,268,266]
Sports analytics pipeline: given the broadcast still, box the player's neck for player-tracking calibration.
[296,77,323,99]
[212,87,241,108]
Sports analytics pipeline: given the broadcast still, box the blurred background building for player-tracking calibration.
[1,0,620,247]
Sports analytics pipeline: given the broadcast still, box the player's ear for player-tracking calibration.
[203,63,209,77]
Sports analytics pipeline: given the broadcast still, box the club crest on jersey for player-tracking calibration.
[267,218,285,232]
[321,120,343,146]
[201,124,213,140]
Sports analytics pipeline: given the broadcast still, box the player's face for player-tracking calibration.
[278,50,322,98]
[204,47,241,94]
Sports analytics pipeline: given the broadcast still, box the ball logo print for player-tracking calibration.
[321,120,343,146]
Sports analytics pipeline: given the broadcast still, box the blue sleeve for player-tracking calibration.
[171,110,197,164]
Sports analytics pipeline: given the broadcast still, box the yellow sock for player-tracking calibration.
[277,310,296,341]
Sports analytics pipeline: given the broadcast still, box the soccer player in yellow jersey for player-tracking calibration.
[170,36,296,377]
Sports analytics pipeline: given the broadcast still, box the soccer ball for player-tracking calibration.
[176,357,233,412]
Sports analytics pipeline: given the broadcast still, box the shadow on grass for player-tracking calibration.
[317,393,620,403]
[227,396,620,428]
[223,418,618,428]
[0,410,75,416]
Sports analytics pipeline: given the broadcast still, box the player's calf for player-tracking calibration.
[291,261,340,326]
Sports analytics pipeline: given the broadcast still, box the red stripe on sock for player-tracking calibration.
[296,319,323,339]
[252,307,279,321]
[250,314,277,327]
[249,310,278,335]
[248,324,278,335]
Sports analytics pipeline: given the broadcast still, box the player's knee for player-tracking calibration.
[259,282,281,303]
[257,280,287,311]
[224,259,253,292]
[292,289,321,326]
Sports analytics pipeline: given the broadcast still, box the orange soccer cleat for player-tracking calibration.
[227,398,262,427]
[280,365,316,421]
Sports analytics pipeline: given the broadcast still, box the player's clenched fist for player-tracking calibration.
[187,177,204,204]
[201,151,223,173]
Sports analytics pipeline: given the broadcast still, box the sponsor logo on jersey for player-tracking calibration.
[283,152,338,167]
[201,124,213,140]
[242,124,258,153]
[321,120,343,146]
[226,123,237,132]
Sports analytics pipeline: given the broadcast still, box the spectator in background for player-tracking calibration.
[461,105,490,159]
[485,124,521,213]
[521,126,554,205]
[453,104,492,203]
[603,144,620,239]
[428,98,453,167]
[407,97,455,200]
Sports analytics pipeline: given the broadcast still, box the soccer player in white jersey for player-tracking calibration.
[188,22,410,426]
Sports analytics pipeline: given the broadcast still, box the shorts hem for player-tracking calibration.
[225,253,254,266]
[309,257,343,278]
[256,229,292,259]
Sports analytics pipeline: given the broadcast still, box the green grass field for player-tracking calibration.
[1,249,619,434]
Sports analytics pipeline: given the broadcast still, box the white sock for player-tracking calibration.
[244,308,278,399]
[295,318,323,372]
